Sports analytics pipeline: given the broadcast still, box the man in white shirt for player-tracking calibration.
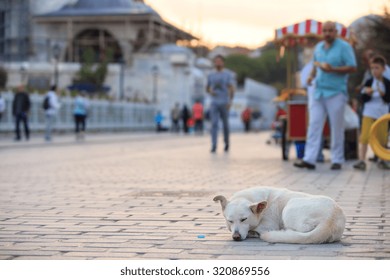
[44,85,60,141]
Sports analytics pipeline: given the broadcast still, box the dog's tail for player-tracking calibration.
[261,208,346,244]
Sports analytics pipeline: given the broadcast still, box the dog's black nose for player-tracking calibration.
[232,233,242,241]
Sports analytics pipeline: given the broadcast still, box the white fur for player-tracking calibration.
[214,187,346,244]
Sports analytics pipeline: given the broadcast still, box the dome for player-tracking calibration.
[153,44,193,55]
[38,0,160,17]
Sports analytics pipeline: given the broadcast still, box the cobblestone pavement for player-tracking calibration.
[0,132,389,260]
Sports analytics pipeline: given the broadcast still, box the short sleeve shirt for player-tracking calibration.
[313,38,357,99]
[207,70,234,105]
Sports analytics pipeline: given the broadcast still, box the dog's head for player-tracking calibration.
[214,195,267,241]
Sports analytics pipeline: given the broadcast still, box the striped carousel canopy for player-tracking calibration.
[275,19,352,46]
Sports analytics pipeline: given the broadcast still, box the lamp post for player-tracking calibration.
[151,65,159,103]
[52,44,61,86]
[19,62,29,85]
[119,58,125,100]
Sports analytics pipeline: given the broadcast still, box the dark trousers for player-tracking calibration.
[194,119,203,134]
[171,120,180,132]
[244,121,250,132]
[74,114,86,133]
[182,119,189,133]
[15,113,29,140]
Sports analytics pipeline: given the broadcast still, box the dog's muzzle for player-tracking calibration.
[232,232,242,241]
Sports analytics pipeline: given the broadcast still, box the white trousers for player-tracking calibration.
[303,93,347,165]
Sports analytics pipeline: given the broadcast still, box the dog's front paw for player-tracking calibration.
[260,231,276,243]
[247,231,260,238]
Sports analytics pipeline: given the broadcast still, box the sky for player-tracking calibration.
[144,0,389,48]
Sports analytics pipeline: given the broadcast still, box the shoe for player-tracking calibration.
[377,161,390,170]
[353,161,366,171]
[330,163,342,170]
[293,160,316,170]
[224,144,229,152]
[210,146,216,153]
[368,156,378,162]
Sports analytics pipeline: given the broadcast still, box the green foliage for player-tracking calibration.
[74,47,113,89]
[0,66,8,89]
[225,48,287,90]
[366,10,390,63]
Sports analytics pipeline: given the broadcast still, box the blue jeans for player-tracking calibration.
[210,103,229,148]
[45,114,56,141]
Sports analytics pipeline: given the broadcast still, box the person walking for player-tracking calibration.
[181,104,190,134]
[73,92,89,139]
[170,102,181,132]
[43,85,60,141]
[0,93,5,123]
[192,100,204,135]
[12,85,31,141]
[207,55,235,153]
[353,56,390,170]
[241,107,252,132]
[294,21,357,170]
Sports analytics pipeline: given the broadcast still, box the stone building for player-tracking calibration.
[1,0,212,115]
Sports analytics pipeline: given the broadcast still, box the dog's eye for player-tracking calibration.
[228,220,233,224]
[240,218,247,222]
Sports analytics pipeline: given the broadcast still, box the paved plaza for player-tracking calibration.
[0,132,389,260]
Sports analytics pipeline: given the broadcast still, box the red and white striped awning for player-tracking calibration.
[275,19,352,46]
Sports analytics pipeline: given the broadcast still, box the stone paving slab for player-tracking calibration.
[0,132,389,260]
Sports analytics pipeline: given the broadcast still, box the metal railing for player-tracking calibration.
[0,92,156,132]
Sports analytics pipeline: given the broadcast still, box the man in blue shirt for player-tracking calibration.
[207,55,235,153]
[294,21,357,170]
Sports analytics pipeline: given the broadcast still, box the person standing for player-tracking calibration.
[241,107,252,132]
[192,101,204,135]
[0,93,5,123]
[44,85,60,141]
[170,102,181,132]
[207,55,235,153]
[73,92,89,139]
[294,21,357,170]
[12,85,31,141]
[353,56,390,170]
[181,104,190,134]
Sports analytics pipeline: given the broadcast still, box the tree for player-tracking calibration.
[73,47,113,93]
[366,9,390,63]
[225,48,287,90]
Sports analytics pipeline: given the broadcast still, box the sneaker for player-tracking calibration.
[224,144,229,152]
[210,146,216,153]
[353,161,366,171]
[293,160,316,170]
[377,161,390,170]
[330,163,342,170]
[368,156,378,162]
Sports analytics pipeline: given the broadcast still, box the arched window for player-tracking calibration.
[67,29,123,63]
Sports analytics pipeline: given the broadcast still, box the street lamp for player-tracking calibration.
[151,65,159,103]
[19,62,29,85]
[119,58,125,100]
[52,44,61,87]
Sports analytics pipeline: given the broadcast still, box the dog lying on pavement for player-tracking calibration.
[214,187,346,244]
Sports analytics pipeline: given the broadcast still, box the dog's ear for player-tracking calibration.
[250,201,267,215]
[213,195,228,210]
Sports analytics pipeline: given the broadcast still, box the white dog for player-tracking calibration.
[214,187,346,244]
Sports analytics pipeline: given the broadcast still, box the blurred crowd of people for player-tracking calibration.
[2,85,90,142]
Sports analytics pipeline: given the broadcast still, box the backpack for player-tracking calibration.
[42,96,50,110]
